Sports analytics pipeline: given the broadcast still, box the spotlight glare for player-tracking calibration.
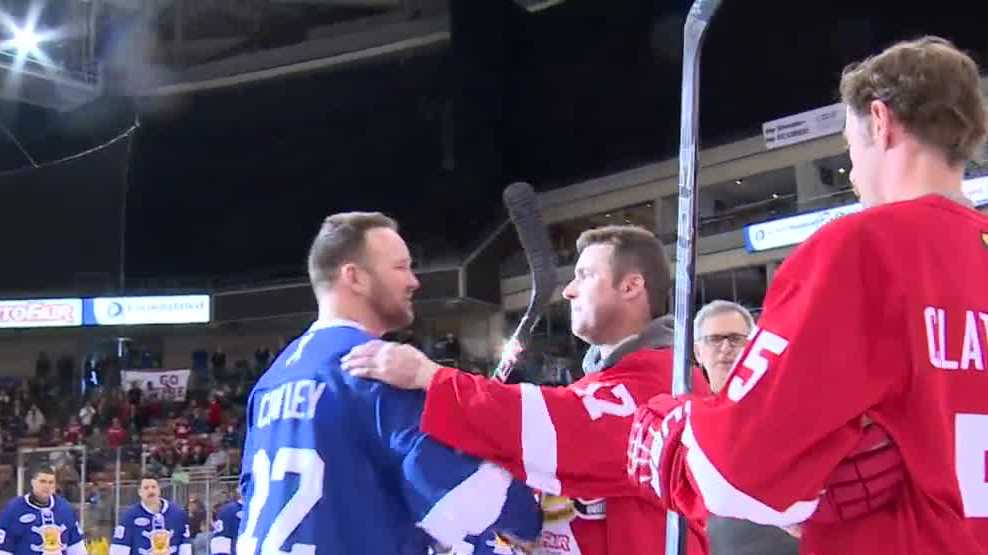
[11,29,41,53]
[11,27,39,54]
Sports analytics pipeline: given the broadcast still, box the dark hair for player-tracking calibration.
[31,466,55,479]
[307,212,399,289]
[576,225,672,318]
[840,36,987,167]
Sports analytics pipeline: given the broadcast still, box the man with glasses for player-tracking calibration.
[693,301,755,396]
[694,300,799,555]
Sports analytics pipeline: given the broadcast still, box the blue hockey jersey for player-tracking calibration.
[237,320,541,554]
[0,495,85,555]
[109,500,191,555]
[209,501,241,555]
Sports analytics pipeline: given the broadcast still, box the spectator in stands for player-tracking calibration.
[253,346,271,371]
[211,347,227,382]
[174,416,191,440]
[87,426,107,453]
[693,300,798,555]
[187,498,206,535]
[127,381,142,411]
[204,447,228,473]
[190,408,210,435]
[63,416,83,444]
[24,403,45,436]
[78,399,96,432]
[220,423,239,449]
[107,417,128,448]
[207,395,222,431]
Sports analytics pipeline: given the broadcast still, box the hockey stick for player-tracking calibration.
[494,182,559,383]
[667,2,722,555]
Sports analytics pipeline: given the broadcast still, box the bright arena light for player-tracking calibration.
[0,5,59,69]
[10,27,39,54]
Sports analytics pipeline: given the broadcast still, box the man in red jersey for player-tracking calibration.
[348,224,713,554]
[628,35,988,555]
[342,221,900,554]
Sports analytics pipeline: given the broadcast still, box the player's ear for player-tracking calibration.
[869,100,893,150]
[621,272,646,301]
[338,263,366,294]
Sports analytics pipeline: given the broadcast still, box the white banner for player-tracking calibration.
[0,299,82,329]
[121,369,191,402]
[89,295,210,326]
[763,103,845,150]
[744,176,988,252]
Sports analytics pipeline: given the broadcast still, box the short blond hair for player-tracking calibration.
[839,36,987,167]
[576,225,671,318]
[307,212,397,288]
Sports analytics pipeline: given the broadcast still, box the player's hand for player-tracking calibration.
[808,416,905,523]
[341,340,440,390]
[626,393,690,504]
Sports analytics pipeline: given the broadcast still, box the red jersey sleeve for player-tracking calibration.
[421,349,709,501]
[668,216,906,527]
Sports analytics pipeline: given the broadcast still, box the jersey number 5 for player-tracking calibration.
[727,328,789,403]
[956,413,988,518]
[238,448,324,555]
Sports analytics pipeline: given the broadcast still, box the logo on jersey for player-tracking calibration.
[30,509,66,555]
[540,494,577,524]
[19,513,36,523]
[484,534,516,555]
[139,513,175,555]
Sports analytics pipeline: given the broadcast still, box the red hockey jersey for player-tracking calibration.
[664,195,988,554]
[422,348,710,555]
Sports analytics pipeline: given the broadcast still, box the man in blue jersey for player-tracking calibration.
[0,466,86,555]
[237,212,541,555]
[111,475,191,555]
[209,492,241,555]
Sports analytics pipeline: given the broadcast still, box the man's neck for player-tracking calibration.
[879,148,966,206]
[317,294,384,337]
[595,315,650,361]
[28,494,50,508]
[597,334,637,361]
[144,499,163,513]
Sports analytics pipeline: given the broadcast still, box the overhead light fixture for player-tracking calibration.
[837,167,846,174]
[0,5,59,64]
[735,179,743,185]
[771,193,780,199]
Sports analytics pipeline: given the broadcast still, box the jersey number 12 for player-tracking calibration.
[238,448,325,555]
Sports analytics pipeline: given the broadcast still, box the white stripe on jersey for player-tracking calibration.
[419,462,513,547]
[520,383,562,494]
[682,418,818,526]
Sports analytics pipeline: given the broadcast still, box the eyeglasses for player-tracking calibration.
[697,333,747,349]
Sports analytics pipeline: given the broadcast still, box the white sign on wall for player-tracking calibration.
[762,103,846,150]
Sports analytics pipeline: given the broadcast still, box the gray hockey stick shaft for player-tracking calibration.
[667,1,722,555]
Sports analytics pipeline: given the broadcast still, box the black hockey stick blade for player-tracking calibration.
[494,182,558,382]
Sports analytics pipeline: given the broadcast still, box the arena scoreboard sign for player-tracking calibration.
[744,176,988,253]
[0,298,83,328]
[84,294,211,326]
[0,294,211,329]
